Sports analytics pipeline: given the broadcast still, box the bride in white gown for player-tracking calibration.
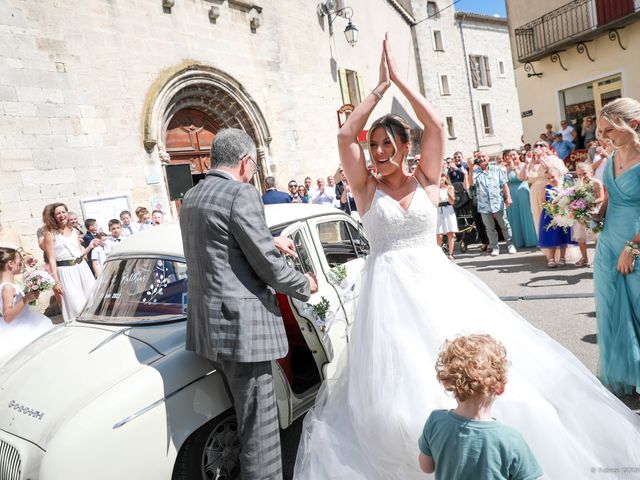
[293,35,640,479]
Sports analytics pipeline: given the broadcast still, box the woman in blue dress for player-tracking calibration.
[504,149,538,248]
[594,98,640,395]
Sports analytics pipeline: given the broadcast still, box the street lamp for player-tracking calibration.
[317,1,359,47]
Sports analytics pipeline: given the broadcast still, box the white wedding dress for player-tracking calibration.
[294,180,640,479]
[0,282,54,364]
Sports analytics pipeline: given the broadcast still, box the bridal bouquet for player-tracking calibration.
[22,267,56,305]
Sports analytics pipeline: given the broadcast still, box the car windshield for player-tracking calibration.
[79,258,188,325]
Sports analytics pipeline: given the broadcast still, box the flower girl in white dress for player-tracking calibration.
[0,247,53,364]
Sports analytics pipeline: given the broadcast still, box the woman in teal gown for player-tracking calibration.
[594,98,640,395]
[505,150,538,248]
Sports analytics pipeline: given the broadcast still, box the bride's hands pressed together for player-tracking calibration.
[383,33,400,84]
[376,36,390,94]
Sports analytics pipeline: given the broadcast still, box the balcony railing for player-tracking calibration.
[514,0,640,63]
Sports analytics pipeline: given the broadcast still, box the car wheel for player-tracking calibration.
[172,409,241,480]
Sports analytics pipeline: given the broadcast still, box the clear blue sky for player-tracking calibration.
[454,0,507,18]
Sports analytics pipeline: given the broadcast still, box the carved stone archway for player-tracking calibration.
[143,64,272,189]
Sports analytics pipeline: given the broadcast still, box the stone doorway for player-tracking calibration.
[144,65,271,209]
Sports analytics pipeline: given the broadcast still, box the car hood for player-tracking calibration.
[0,323,163,449]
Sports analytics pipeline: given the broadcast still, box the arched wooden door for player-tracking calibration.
[165,108,219,183]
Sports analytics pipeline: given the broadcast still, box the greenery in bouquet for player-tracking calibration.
[22,266,56,305]
[327,265,348,285]
[310,296,331,324]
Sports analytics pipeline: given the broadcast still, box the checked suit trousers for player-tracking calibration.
[219,360,283,480]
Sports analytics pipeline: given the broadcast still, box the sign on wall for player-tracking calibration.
[566,149,588,172]
[80,194,131,232]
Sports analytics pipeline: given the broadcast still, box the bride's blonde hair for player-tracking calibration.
[597,97,640,149]
[366,114,411,168]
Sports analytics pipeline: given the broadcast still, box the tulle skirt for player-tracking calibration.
[294,244,640,479]
[0,306,53,364]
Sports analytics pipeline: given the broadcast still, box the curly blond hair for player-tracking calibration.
[436,334,509,402]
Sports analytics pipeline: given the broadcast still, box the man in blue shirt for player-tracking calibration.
[467,152,516,256]
[551,133,575,161]
[261,176,292,205]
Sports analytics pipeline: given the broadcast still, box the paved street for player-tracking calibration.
[280,243,640,479]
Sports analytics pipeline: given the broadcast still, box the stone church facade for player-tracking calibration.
[0,0,522,248]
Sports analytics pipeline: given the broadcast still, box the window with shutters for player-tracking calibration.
[469,55,492,88]
[338,68,366,106]
[439,74,450,95]
[433,30,444,51]
[481,104,494,135]
[427,1,439,18]
[446,116,456,139]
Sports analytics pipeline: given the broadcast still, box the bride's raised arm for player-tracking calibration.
[337,40,390,197]
[384,34,445,186]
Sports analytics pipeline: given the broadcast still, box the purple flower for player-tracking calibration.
[570,198,588,211]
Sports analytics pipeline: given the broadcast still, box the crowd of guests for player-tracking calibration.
[429,137,609,267]
[31,204,166,323]
[262,170,358,217]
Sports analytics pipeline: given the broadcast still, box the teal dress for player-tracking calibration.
[506,169,538,248]
[594,153,640,395]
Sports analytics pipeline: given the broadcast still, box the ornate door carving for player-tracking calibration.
[165,109,219,174]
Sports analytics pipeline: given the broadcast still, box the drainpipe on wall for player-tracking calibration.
[458,14,480,151]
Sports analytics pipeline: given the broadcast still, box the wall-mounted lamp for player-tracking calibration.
[317,0,359,47]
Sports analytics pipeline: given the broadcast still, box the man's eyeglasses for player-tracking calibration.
[244,155,258,175]
[288,184,297,189]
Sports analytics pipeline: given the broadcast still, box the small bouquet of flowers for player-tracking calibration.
[22,267,56,305]
[542,181,603,233]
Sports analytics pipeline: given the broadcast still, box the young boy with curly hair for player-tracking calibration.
[418,334,542,479]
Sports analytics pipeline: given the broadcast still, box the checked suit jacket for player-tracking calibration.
[179,170,311,363]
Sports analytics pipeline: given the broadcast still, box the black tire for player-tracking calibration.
[460,240,468,253]
[172,409,240,480]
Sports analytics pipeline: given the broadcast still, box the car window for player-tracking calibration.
[79,258,188,324]
[346,221,369,257]
[286,229,314,274]
[316,220,368,267]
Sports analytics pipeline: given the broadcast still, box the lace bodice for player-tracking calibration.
[361,183,438,254]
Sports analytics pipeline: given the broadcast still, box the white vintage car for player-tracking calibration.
[0,204,368,480]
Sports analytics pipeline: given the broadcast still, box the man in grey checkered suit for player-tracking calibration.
[180,128,317,479]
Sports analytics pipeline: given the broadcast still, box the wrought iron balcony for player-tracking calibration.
[514,0,640,63]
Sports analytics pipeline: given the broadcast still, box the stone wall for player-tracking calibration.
[0,0,419,250]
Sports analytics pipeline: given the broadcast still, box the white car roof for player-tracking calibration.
[109,204,345,260]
